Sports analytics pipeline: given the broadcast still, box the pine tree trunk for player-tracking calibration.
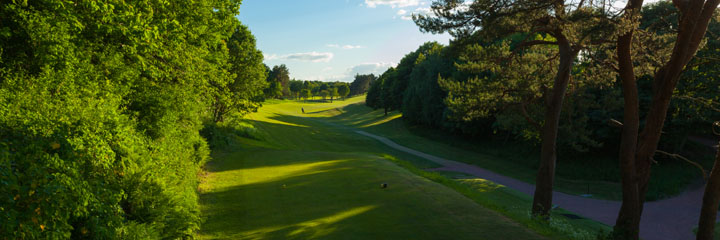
[613,7,641,237]
[613,1,719,238]
[697,143,720,240]
[532,35,575,217]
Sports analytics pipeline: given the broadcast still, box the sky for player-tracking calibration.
[237,0,663,82]
[237,0,451,82]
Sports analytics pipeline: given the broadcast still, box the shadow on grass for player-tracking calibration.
[200,157,385,240]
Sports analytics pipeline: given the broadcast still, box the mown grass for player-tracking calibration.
[327,102,711,201]
[197,95,549,239]
[382,155,611,240]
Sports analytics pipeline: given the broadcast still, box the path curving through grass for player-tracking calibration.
[354,122,706,240]
[198,96,546,240]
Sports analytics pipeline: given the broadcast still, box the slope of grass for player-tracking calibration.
[327,102,710,201]
[198,96,546,239]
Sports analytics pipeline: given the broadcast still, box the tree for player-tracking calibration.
[349,74,377,96]
[211,24,267,122]
[264,80,283,99]
[416,0,616,217]
[698,122,720,240]
[338,84,350,100]
[265,64,290,99]
[366,71,386,109]
[329,87,338,103]
[320,89,329,100]
[611,0,720,237]
[290,80,303,99]
[380,68,397,115]
[300,89,312,101]
[0,0,246,238]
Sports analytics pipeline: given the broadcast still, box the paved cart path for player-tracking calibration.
[356,130,707,240]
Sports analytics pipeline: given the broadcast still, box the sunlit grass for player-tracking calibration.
[325,102,625,200]
[198,96,547,240]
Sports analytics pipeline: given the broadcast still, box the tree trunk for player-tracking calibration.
[613,0,719,238]
[613,1,642,236]
[635,0,718,207]
[697,143,720,240]
[531,35,576,217]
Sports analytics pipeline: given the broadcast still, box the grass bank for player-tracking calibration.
[327,102,711,201]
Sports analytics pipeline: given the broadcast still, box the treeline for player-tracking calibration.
[0,1,265,239]
[264,67,376,102]
[370,1,720,238]
[369,2,720,155]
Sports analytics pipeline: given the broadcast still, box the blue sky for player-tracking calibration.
[237,0,451,82]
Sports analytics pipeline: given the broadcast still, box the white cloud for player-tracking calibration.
[265,52,334,63]
[397,9,407,15]
[346,62,395,78]
[365,0,420,8]
[398,7,434,21]
[327,44,364,49]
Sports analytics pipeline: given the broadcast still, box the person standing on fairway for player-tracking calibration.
[302,107,305,114]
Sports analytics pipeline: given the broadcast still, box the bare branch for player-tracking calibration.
[656,150,708,180]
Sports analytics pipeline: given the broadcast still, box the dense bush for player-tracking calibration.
[0,0,263,238]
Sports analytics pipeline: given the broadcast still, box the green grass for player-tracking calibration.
[198,95,609,239]
[326,102,711,201]
[383,156,611,240]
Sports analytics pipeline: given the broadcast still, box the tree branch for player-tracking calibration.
[656,150,708,180]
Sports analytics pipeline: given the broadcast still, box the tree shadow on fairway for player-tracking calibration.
[199,158,381,239]
[199,150,542,240]
[199,152,433,240]
[326,103,396,128]
[261,114,441,169]
[199,105,546,240]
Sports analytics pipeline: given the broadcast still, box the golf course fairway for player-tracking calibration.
[198,96,595,239]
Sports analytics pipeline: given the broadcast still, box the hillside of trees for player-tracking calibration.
[0,1,266,238]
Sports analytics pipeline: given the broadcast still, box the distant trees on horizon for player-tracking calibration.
[262,66,376,102]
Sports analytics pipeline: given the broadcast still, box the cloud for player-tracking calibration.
[265,52,334,63]
[398,7,434,21]
[346,62,395,77]
[365,0,420,8]
[327,44,364,49]
[298,62,395,82]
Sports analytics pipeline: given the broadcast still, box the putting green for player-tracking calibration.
[198,96,545,240]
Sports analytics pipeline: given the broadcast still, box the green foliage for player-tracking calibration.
[289,80,303,99]
[337,84,350,99]
[265,64,290,99]
[349,73,377,96]
[328,87,338,102]
[403,42,452,127]
[365,72,385,109]
[211,24,268,123]
[0,0,262,238]
[639,1,720,151]
[300,89,312,100]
